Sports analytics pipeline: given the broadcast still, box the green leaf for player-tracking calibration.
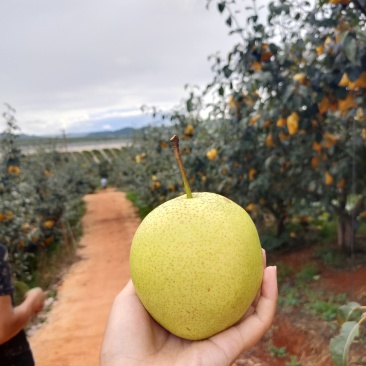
[345,65,362,82]
[248,15,258,24]
[226,16,232,27]
[337,302,361,326]
[218,2,225,13]
[186,99,193,112]
[329,321,359,366]
[343,34,357,64]
[222,65,232,78]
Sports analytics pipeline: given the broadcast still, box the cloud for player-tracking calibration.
[0,0,259,135]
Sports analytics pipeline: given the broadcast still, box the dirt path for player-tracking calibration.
[29,188,141,366]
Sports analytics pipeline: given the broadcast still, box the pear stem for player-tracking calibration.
[170,134,193,199]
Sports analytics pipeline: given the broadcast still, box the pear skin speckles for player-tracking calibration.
[130,192,263,340]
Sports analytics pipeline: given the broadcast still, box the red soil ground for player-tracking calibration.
[29,188,140,366]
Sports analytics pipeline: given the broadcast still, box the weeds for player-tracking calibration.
[268,344,288,358]
[286,355,301,366]
[296,263,319,282]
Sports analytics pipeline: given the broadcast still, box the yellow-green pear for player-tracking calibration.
[129,135,263,340]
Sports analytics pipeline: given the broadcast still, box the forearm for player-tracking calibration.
[0,297,34,344]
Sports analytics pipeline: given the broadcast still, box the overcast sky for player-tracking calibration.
[0,0,250,136]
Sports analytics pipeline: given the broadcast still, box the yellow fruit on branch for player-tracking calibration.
[8,165,20,175]
[318,96,338,115]
[228,96,240,111]
[182,147,191,155]
[22,223,31,232]
[338,73,351,87]
[312,141,322,153]
[248,168,256,181]
[260,44,273,62]
[316,45,324,56]
[293,73,307,85]
[151,181,161,190]
[339,72,366,90]
[329,0,350,6]
[160,141,168,149]
[44,236,54,245]
[325,171,334,185]
[184,124,194,136]
[287,112,300,135]
[43,220,55,229]
[0,212,14,222]
[324,36,333,48]
[43,169,52,176]
[276,117,287,127]
[250,114,261,125]
[359,210,366,218]
[311,156,319,169]
[206,148,217,161]
[245,203,256,211]
[350,72,366,90]
[337,178,346,189]
[266,133,276,147]
[251,61,262,71]
[338,93,358,114]
[135,153,147,163]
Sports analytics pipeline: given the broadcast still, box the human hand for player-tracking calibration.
[100,250,277,366]
[24,287,45,315]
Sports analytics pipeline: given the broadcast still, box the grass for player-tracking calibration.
[306,292,348,321]
[29,239,79,290]
[126,191,152,219]
[315,247,345,268]
[28,201,86,290]
[277,255,350,325]
[268,344,288,358]
[296,263,319,282]
[277,262,295,282]
[278,285,301,307]
[286,355,301,366]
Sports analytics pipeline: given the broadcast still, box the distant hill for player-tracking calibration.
[0,132,39,140]
[86,127,135,139]
[0,127,137,141]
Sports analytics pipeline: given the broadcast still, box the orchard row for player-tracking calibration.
[0,109,100,283]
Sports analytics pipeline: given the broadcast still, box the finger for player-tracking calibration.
[252,249,267,307]
[208,266,277,364]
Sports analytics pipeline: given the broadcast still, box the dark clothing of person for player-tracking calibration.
[0,244,35,366]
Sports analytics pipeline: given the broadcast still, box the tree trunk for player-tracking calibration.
[276,214,286,237]
[337,215,355,254]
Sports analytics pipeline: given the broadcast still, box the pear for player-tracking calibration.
[129,135,263,340]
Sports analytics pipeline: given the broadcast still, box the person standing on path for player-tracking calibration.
[101,177,108,190]
[0,243,45,366]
